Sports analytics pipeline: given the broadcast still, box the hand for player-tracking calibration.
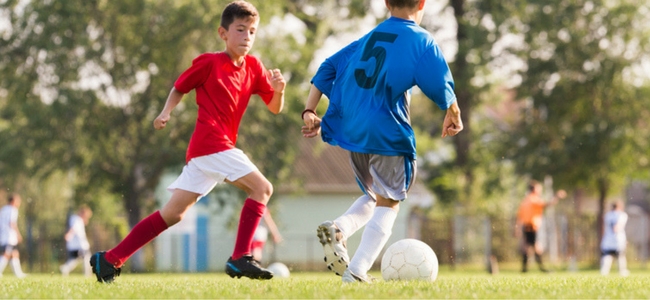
[154,112,170,130]
[555,189,567,199]
[441,103,463,138]
[302,112,321,138]
[269,69,286,93]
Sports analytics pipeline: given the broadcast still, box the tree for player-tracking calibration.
[501,0,650,248]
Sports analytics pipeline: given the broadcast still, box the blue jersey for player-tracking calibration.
[312,17,456,160]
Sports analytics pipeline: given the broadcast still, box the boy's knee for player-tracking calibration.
[253,180,273,202]
[161,210,185,226]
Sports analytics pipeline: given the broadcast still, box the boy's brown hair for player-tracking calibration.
[527,180,541,192]
[220,1,259,29]
[387,0,421,8]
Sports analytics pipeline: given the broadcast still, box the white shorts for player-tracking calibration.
[167,148,259,197]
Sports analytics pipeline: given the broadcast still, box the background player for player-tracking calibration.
[600,200,630,276]
[302,0,462,283]
[60,205,93,276]
[515,180,566,273]
[0,193,26,278]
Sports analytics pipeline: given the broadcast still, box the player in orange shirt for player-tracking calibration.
[515,180,566,273]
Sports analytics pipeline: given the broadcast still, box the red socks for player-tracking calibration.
[232,198,266,260]
[105,210,169,268]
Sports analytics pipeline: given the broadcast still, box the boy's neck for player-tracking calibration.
[224,50,246,67]
[390,10,418,22]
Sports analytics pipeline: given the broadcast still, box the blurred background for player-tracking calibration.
[0,0,649,274]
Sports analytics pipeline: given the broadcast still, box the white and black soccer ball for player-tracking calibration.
[267,262,290,278]
[381,239,438,281]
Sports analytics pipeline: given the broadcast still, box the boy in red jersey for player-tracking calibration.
[90,0,285,283]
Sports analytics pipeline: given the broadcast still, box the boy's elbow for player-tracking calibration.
[271,106,283,115]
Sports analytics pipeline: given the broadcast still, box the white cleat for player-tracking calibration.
[342,269,375,283]
[316,221,349,276]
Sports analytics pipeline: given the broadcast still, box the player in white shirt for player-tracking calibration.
[0,193,26,278]
[600,200,630,276]
[60,205,93,276]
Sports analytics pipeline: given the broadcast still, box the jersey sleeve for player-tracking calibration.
[414,44,457,110]
[252,58,275,104]
[311,40,361,98]
[174,53,214,94]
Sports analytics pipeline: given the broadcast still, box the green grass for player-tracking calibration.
[1,270,648,299]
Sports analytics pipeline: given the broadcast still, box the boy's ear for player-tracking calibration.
[218,26,227,40]
[419,0,426,10]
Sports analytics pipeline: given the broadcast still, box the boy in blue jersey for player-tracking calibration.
[302,0,462,283]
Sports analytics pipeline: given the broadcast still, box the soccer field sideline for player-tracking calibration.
[1,271,648,299]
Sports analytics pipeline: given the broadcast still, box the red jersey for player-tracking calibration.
[174,52,275,162]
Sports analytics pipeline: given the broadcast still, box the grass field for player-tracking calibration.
[1,270,648,299]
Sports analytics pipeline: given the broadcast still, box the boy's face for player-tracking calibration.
[219,17,259,58]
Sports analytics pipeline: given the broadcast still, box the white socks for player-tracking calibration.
[348,207,397,276]
[601,254,630,276]
[10,257,25,278]
[334,195,375,239]
[60,259,80,276]
[618,254,629,276]
[0,256,8,275]
[600,255,613,275]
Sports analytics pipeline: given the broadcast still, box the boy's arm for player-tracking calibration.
[545,189,566,207]
[154,87,184,130]
[262,212,283,244]
[266,69,286,114]
[64,226,75,241]
[301,85,323,138]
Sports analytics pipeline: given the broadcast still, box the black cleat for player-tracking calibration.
[225,256,273,280]
[90,251,121,283]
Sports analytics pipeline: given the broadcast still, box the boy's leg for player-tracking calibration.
[82,251,92,277]
[225,170,273,280]
[91,189,199,283]
[521,246,529,273]
[334,195,375,239]
[342,153,411,282]
[61,259,78,276]
[345,196,398,282]
[10,250,26,278]
[318,195,375,276]
[0,248,10,276]
[617,252,629,276]
[104,189,199,268]
[60,252,80,276]
[600,254,613,275]
[534,252,547,272]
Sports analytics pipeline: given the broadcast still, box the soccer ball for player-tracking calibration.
[267,262,290,278]
[381,239,438,281]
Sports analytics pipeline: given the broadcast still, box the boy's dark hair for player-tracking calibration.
[527,180,540,192]
[220,1,259,29]
[8,193,19,203]
[387,0,421,8]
